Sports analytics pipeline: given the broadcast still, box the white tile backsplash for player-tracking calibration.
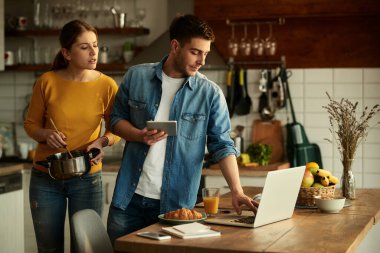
[0,67,379,188]
[304,69,333,83]
[334,69,363,83]
[334,84,363,98]
[363,68,380,83]
[304,84,333,98]
[364,84,380,98]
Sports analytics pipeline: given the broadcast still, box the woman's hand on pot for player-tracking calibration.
[87,139,105,164]
[45,129,67,149]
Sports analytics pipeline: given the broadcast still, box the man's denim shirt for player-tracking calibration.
[110,57,239,214]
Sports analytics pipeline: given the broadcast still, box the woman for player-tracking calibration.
[24,20,120,253]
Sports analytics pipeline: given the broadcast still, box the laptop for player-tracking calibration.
[204,166,305,228]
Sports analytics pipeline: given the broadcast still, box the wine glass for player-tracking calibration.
[239,25,252,56]
[252,24,264,56]
[228,24,238,57]
[264,23,277,56]
[135,8,146,27]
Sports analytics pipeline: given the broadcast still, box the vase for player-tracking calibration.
[341,158,356,199]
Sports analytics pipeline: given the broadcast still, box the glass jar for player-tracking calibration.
[341,158,356,199]
[99,46,109,64]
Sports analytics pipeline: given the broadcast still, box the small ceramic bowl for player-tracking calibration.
[314,196,346,213]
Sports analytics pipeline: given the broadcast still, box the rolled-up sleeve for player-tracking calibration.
[110,72,131,132]
[206,87,239,162]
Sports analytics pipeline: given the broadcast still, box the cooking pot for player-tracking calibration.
[36,148,100,180]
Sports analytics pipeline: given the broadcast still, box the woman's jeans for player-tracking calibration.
[107,193,160,246]
[29,168,103,253]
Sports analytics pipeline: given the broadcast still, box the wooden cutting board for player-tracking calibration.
[251,119,284,164]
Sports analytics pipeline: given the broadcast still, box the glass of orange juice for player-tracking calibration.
[202,188,220,216]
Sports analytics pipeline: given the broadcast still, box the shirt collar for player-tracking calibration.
[154,55,198,91]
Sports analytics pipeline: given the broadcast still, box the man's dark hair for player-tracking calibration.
[169,14,215,46]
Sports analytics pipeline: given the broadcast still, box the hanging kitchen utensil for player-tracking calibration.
[226,66,233,117]
[271,67,286,109]
[258,70,268,115]
[235,68,252,115]
[260,69,275,121]
[283,68,323,167]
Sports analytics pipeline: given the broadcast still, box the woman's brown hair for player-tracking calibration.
[51,20,98,70]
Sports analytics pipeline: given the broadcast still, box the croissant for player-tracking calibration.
[163,208,203,220]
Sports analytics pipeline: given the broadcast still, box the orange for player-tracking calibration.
[306,162,319,170]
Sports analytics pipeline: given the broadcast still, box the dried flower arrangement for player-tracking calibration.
[323,92,380,162]
[323,92,380,199]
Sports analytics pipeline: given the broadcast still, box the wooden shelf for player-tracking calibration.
[5,27,149,37]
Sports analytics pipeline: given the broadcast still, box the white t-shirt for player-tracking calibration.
[135,71,184,199]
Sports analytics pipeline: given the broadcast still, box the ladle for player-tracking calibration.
[49,118,73,158]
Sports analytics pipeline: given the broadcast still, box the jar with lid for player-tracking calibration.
[99,45,109,64]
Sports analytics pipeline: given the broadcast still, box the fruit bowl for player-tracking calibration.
[314,196,346,213]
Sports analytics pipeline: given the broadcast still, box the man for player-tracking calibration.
[107,14,257,244]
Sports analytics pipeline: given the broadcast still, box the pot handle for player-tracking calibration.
[87,148,101,159]
[36,160,58,180]
[36,160,51,168]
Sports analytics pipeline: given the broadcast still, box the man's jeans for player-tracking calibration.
[29,168,103,253]
[107,193,160,246]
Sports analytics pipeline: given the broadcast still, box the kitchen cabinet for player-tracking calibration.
[101,171,117,225]
[0,171,23,253]
[202,163,290,195]
[23,169,71,253]
[194,0,380,68]
[22,169,117,253]
[204,175,266,195]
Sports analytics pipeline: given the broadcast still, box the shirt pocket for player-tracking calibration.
[128,99,148,129]
[180,113,206,140]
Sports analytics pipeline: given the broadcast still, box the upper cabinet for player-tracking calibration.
[194,0,380,68]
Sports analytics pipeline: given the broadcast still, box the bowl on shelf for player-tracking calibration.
[314,196,346,213]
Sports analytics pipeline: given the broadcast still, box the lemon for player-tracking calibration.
[306,162,319,170]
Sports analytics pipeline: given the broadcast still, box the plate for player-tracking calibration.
[158,213,207,225]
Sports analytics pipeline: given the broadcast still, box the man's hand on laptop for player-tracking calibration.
[231,191,259,215]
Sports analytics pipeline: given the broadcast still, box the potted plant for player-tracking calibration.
[122,41,134,63]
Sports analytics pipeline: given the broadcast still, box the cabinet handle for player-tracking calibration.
[105,182,110,204]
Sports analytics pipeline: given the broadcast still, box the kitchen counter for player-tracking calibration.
[0,163,25,176]
[0,160,289,176]
[115,187,380,253]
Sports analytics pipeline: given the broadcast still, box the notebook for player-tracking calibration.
[161,222,221,239]
[204,166,305,228]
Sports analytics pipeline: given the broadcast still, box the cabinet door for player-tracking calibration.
[23,169,71,253]
[23,169,37,253]
[102,172,117,225]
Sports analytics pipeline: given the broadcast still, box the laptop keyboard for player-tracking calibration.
[233,216,256,224]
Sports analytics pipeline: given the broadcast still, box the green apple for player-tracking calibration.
[308,167,319,177]
[301,170,314,187]
[312,182,324,188]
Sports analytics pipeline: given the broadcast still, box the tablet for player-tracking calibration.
[146,121,177,136]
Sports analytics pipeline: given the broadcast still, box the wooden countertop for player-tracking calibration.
[114,187,380,253]
[0,159,288,176]
[0,163,25,176]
